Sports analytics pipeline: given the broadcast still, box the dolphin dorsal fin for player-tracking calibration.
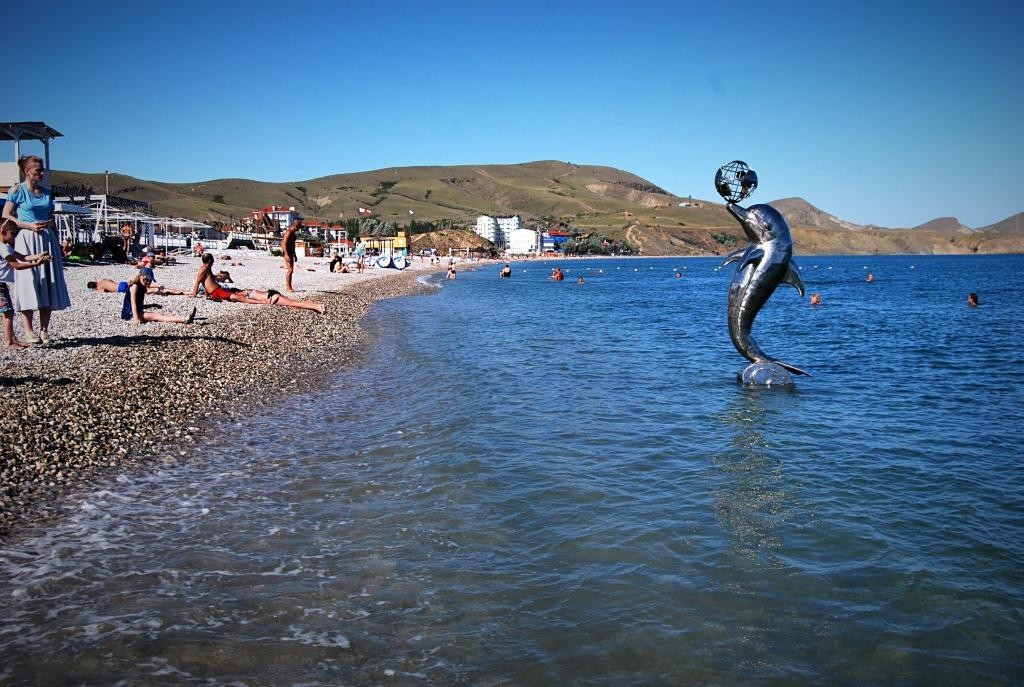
[783,262,805,297]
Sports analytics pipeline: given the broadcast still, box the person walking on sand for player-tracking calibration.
[282,218,300,292]
[1,155,72,344]
[120,222,133,257]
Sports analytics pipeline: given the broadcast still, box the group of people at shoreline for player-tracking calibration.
[0,156,330,350]
[2,154,986,351]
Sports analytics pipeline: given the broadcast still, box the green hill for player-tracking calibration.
[52,162,1024,256]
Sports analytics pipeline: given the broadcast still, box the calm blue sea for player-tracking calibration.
[2,254,1023,685]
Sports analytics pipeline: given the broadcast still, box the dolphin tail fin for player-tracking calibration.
[775,360,811,376]
[783,262,805,297]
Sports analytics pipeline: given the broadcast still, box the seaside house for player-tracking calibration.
[362,229,409,256]
[308,220,348,245]
[242,205,300,234]
[539,231,556,254]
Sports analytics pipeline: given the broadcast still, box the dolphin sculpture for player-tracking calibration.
[722,202,809,383]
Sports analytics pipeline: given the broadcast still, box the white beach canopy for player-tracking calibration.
[86,204,212,249]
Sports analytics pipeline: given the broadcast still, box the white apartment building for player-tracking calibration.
[475,215,499,243]
[475,214,522,247]
[506,228,538,256]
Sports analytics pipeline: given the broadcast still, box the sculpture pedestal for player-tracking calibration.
[738,362,795,387]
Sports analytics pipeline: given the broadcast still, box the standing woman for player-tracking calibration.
[1,155,71,343]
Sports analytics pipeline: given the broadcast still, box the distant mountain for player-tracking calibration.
[976,212,1024,234]
[913,217,974,234]
[50,162,1024,256]
[768,197,867,232]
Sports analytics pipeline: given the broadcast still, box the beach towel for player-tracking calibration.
[121,290,133,321]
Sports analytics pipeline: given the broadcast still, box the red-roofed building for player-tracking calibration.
[241,205,301,235]
[303,219,351,246]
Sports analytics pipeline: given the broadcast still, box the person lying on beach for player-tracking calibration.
[88,277,188,296]
[215,270,233,283]
[121,273,196,325]
[225,288,326,314]
[1,218,53,348]
[192,253,324,313]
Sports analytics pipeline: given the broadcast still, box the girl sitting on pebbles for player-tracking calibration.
[121,272,196,325]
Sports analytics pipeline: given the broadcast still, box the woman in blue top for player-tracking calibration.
[1,155,71,344]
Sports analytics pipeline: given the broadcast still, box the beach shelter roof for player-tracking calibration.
[85,205,212,228]
[0,122,63,142]
[54,202,93,215]
[1,121,64,189]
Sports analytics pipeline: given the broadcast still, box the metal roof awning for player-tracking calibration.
[0,122,63,142]
[54,202,92,215]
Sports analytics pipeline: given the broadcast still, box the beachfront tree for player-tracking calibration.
[360,218,397,237]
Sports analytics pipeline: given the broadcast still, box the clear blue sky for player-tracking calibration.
[6,0,1021,228]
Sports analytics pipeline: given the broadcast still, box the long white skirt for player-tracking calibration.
[13,228,71,312]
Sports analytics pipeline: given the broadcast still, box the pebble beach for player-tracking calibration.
[0,251,470,537]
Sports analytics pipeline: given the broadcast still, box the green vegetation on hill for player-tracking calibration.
[52,162,1024,256]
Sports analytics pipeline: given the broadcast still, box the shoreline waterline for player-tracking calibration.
[0,254,486,538]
